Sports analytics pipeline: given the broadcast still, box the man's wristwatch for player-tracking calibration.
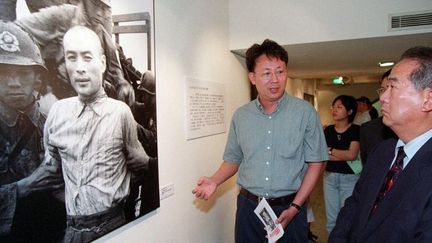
[289,202,302,212]
[328,147,333,155]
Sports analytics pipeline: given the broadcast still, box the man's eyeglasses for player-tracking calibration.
[256,70,287,81]
[376,87,387,96]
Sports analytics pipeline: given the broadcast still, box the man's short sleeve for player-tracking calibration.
[303,108,328,162]
[223,114,243,164]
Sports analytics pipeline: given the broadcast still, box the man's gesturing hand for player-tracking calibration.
[192,176,217,200]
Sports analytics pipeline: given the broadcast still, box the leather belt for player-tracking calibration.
[239,188,296,206]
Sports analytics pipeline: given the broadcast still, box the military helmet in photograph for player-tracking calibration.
[0,20,46,69]
[138,71,156,95]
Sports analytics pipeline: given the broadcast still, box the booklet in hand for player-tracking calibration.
[253,198,284,243]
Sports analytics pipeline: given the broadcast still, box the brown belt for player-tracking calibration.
[239,188,296,206]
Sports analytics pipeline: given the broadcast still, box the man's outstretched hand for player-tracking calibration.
[192,176,217,200]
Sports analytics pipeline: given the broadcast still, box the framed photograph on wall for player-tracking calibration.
[0,0,158,242]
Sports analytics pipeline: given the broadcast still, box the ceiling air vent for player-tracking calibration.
[390,10,432,30]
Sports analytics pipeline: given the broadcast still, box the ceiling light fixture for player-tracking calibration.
[378,61,395,67]
[332,76,344,85]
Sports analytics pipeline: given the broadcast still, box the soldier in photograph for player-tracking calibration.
[2,0,135,107]
[0,21,65,242]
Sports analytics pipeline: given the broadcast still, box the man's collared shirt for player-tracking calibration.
[393,128,432,169]
[223,92,328,198]
[354,111,371,125]
[44,92,143,215]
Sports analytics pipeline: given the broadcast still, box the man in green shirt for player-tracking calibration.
[193,39,328,243]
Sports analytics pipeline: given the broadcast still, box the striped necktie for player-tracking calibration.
[371,146,406,215]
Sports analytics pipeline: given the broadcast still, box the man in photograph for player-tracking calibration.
[14,0,134,106]
[44,25,149,242]
[193,39,328,242]
[260,208,276,231]
[0,21,65,242]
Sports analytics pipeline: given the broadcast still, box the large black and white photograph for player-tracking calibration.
[0,0,157,242]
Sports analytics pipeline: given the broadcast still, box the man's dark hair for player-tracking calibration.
[356,96,372,107]
[381,69,391,82]
[400,46,432,90]
[332,95,358,123]
[245,39,288,72]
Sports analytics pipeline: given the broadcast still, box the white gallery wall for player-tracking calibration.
[96,0,250,242]
[229,0,432,49]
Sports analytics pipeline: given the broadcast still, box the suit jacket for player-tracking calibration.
[360,117,397,164]
[329,137,432,243]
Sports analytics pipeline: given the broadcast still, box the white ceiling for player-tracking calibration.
[231,32,432,84]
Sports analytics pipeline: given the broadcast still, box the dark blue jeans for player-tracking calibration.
[63,204,126,243]
[235,194,308,243]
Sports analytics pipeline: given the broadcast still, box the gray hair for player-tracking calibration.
[400,46,432,90]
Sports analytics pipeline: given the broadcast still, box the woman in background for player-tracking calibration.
[324,95,360,234]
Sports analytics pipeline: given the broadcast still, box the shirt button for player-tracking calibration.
[265,193,269,197]
[267,146,270,150]
[266,161,269,165]
[268,130,271,134]
[268,116,272,119]
[265,177,269,181]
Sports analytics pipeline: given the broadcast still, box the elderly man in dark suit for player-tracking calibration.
[329,46,432,243]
